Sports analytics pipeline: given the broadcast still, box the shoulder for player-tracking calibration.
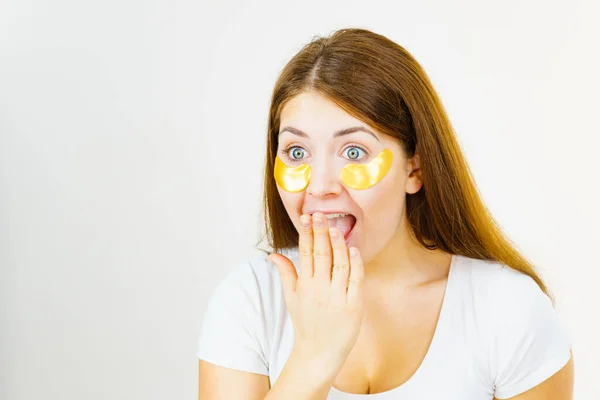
[453,255,549,311]
[197,248,298,374]
[229,247,299,282]
[453,255,571,358]
[453,256,572,398]
[219,250,275,286]
[207,247,298,307]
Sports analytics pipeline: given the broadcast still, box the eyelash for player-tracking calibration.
[280,144,369,164]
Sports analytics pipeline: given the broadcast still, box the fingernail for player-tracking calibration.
[313,214,323,226]
[329,227,338,239]
[300,214,310,227]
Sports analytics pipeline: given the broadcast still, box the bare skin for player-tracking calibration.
[332,252,452,394]
[199,215,573,399]
[267,90,459,395]
[198,91,574,399]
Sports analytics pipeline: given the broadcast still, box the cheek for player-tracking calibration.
[277,187,304,220]
[352,166,406,222]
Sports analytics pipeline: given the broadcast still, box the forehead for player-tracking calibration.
[279,91,372,137]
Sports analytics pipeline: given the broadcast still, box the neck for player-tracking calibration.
[363,217,452,289]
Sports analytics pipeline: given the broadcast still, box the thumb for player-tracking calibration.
[267,253,297,297]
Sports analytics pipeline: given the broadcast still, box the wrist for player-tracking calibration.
[289,346,343,384]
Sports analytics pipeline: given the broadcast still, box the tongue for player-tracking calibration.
[328,215,357,238]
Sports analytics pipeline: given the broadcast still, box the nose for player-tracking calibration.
[306,158,342,198]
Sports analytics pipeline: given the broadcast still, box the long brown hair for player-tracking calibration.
[258,28,552,301]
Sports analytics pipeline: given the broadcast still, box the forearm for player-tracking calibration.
[265,349,339,400]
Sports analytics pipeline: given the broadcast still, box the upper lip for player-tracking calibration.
[305,210,355,216]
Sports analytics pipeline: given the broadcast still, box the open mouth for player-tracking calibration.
[324,213,357,241]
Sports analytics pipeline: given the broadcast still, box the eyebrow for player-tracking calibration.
[278,126,381,142]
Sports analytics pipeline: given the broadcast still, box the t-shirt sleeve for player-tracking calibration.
[196,261,269,376]
[491,267,573,399]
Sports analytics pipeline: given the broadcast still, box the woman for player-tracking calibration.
[197,28,574,399]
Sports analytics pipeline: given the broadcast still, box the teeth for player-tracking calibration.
[325,213,348,219]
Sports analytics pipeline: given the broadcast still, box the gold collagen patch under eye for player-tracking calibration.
[274,149,393,192]
[339,148,394,190]
[274,156,312,192]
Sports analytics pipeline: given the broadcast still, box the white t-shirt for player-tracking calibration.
[197,248,573,399]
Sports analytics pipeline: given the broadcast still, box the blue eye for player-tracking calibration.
[280,145,368,164]
[344,146,366,160]
[290,147,305,160]
[283,146,306,163]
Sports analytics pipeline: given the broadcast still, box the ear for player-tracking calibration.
[405,153,423,195]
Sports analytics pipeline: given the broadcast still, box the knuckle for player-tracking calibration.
[298,246,312,257]
[333,262,348,272]
[313,248,331,259]
[348,278,362,287]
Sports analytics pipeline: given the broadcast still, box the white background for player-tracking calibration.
[1,0,598,399]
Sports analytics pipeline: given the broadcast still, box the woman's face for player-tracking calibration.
[276,90,422,263]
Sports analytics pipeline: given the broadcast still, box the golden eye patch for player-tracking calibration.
[274,156,312,192]
[339,148,393,190]
[274,148,393,192]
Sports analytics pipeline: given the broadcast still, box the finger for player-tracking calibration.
[346,247,365,308]
[329,227,351,301]
[312,212,333,282]
[297,214,314,280]
[268,253,297,303]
